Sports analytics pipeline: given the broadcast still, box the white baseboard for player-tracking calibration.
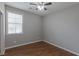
[44,40,79,56]
[5,40,42,50]
[0,50,5,55]
[0,52,4,55]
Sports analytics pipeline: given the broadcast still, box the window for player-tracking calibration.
[8,12,23,34]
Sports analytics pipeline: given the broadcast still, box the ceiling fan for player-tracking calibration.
[29,2,52,11]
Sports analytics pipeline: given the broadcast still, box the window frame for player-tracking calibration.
[7,11,23,34]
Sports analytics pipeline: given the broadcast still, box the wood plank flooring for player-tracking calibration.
[4,41,76,56]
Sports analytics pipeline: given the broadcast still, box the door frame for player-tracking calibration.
[0,10,5,55]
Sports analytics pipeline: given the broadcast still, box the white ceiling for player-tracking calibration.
[5,2,79,16]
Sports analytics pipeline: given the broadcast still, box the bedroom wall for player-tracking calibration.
[5,5,42,48]
[43,4,79,54]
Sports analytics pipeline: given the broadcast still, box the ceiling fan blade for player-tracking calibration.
[30,3,37,5]
[45,2,52,5]
[44,8,47,10]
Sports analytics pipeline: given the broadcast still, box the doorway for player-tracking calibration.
[0,11,5,55]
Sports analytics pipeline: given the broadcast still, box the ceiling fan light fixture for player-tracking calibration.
[29,2,52,11]
[37,5,44,11]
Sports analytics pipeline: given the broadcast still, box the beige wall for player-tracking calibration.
[43,4,79,54]
[5,5,42,48]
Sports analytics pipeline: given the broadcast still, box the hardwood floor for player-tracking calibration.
[5,41,76,56]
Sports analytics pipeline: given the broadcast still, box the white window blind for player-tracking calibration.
[8,12,23,34]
